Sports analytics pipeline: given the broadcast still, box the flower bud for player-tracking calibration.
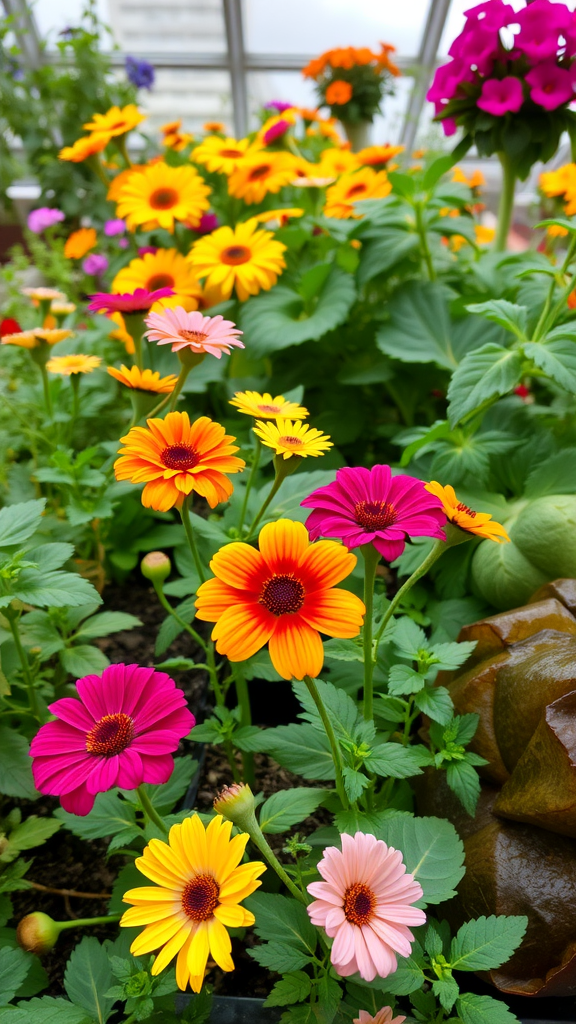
[213,782,258,833]
[17,912,61,954]
[141,551,171,584]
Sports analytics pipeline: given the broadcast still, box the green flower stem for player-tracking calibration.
[245,475,283,541]
[70,372,80,425]
[87,154,111,187]
[533,233,576,342]
[237,435,261,537]
[247,825,308,905]
[137,785,169,835]
[246,454,301,541]
[39,364,53,418]
[303,675,349,811]
[168,364,192,412]
[494,152,516,253]
[361,544,381,721]
[230,663,255,786]
[414,200,436,281]
[5,608,40,720]
[116,134,133,168]
[180,496,206,584]
[373,539,446,655]
[144,391,173,420]
[123,314,146,370]
[58,914,121,932]
[151,578,207,654]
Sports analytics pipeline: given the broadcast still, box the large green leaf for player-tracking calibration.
[0,500,46,549]
[524,336,576,392]
[240,267,356,356]
[450,915,527,971]
[455,993,520,1024]
[256,470,335,526]
[357,230,419,285]
[247,892,317,953]
[72,611,141,640]
[12,569,102,609]
[259,788,328,834]
[0,728,36,800]
[0,997,92,1023]
[63,938,116,1023]
[242,722,335,779]
[55,790,137,840]
[446,344,523,426]
[466,300,528,340]
[376,815,465,905]
[376,282,456,370]
[60,645,109,679]
[0,947,31,1006]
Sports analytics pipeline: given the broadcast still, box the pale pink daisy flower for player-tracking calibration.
[354,1009,406,1024]
[144,307,244,359]
[307,831,425,982]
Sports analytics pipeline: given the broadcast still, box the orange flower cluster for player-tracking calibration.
[303,44,400,80]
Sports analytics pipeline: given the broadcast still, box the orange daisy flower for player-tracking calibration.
[195,519,365,680]
[107,364,178,394]
[64,228,97,260]
[326,80,353,105]
[228,153,297,204]
[424,482,510,543]
[59,134,108,162]
[356,145,404,169]
[324,167,391,219]
[114,411,245,512]
[83,104,145,139]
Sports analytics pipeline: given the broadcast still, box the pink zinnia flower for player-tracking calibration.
[477,76,524,116]
[144,307,244,359]
[263,119,291,145]
[104,218,126,236]
[354,1010,405,1024]
[88,287,174,314]
[27,207,65,234]
[82,253,109,276]
[307,832,426,982]
[29,663,195,815]
[526,62,575,111]
[516,0,571,62]
[301,465,446,562]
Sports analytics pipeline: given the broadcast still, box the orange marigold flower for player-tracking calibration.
[64,227,98,260]
[325,80,353,105]
[59,134,108,162]
[568,288,576,309]
[160,119,182,136]
[195,519,365,679]
[424,482,510,543]
[324,167,391,219]
[114,411,245,512]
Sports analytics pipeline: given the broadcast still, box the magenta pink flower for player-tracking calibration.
[464,0,513,31]
[526,62,575,110]
[301,465,446,562]
[307,831,426,982]
[516,0,572,62]
[448,23,500,75]
[263,119,291,145]
[144,307,244,359]
[477,76,524,115]
[88,287,174,314]
[427,59,475,109]
[29,663,195,815]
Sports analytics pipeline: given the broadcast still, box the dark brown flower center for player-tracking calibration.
[149,188,179,210]
[354,500,397,531]
[248,164,271,181]
[260,573,305,616]
[258,403,282,414]
[220,148,243,158]
[162,443,200,471]
[456,501,476,518]
[343,882,376,926]
[178,329,208,344]
[181,875,220,921]
[147,273,174,291]
[347,183,368,198]
[111,121,127,131]
[221,245,251,265]
[85,712,134,756]
[278,435,303,446]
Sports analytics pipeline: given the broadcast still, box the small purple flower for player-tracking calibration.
[192,213,219,235]
[27,208,65,234]
[265,100,293,113]
[118,238,129,249]
[104,218,126,237]
[526,61,575,111]
[125,55,155,91]
[477,76,524,116]
[263,119,291,145]
[82,253,109,277]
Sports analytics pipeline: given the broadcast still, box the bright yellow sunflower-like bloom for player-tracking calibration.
[227,152,297,204]
[188,219,286,303]
[112,249,202,312]
[115,162,211,233]
[195,519,365,679]
[1,330,43,350]
[318,148,359,177]
[120,814,265,993]
[114,411,245,511]
[356,145,405,170]
[324,167,392,219]
[230,391,308,420]
[46,354,102,375]
[253,418,332,460]
[107,364,178,393]
[83,104,145,139]
[107,165,147,203]
[425,482,510,543]
[59,134,108,162]
[64,227,97,260]
[192,135,252,175]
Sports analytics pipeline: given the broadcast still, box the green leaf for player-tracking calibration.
[433,975,459,1011]
[298,263,332,302]
[251,943,312,974]
[0,728,36,799]
[240,268,356,356]
[414,685,453,725]
[388,665,426,696]
[27,544,74,572]
[524,337,576,392]
[8,816,60,852]
[364,744,425,779]
[342,766,370,802]
[259,788,328,834]
[264,971,311,1007]
[249,722,334,779]
[0,997,93,1023]
[383,941,427,995]
[73,612,141,640]
[60,645,108,679]
[377,815,465,905]
[466,300,527,340]
[376,282,457,370]
[455,992,521,1024]
[247,892,317,954]
[143,755,198,812]
[423,136,472,188]
[257,470,336,527]
[447,344,523,427]
[431,641,477,670]
[293,679,363,743]
[0,947,31,1006]
[0,500,45,548]
[393,616,428,656]
[64,937,116,1023]
[13,569,102,610]
[450,915,528,971]
[154,597,195,657]
[357,230,419,285]
[446,760,482,816]
[241,649,282,682]
[323,639,363,662]
[524,448,576,497]
[335,808,398,835]
[55,791,137,840]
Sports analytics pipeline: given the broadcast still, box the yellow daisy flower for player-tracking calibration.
[250,208,304,227]
[64,227,97,260]
[318,148,359,177]
[230,390,308,420]
[253,418,332,459]
[46,354,101,375]
[59,134,108,162]
[324,167,392,219]
[1,330,42,350]
[203,121,226,133]
[120,814,266,993]
[115,162,211,233]
[107,165,147,203]
[425,482,510,543]
[107,364,178,394]
[112,249,202,312]
[227,152,297,204]
[192,135,252,175]
[33,329,75,345]
[51,302,76,315]
[188,218,286,303]
[83,104,145,139]
[21,288,66,303]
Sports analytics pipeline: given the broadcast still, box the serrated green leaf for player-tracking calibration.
[430,641,477,670]
[455,992,521,1024]
[64,937,116,1023]
[383,940,427,995]
[415,685,454,725]
[0,728,36,800]
[13,569,102,609]
[8,816,60,852]
[241,722,334,779]
[364,744,425,779]
[446,760,481,816]
[525,337,576,392]
[143,755,198,812]
[447,344,523,426]
[322,639,363,662]
[377,815,465,905]
[241,649,282,681]
[450,915,527,971]
[60,644,108,679]
[264,971,312,1007]
[247,892,317,954]
[357,230,419,286]
[342,766,370,802]
[293,678,363,743]
[466,300,527,339]
[0,947,31,1005]
[388,665,426,696]
[0,997,93,1023]
[26,544,74,573]
[55,790,137,840]
[432,975,459,1011]
[73,612,141,640]
[259,788,328,834]
[154,597,195,656]
[0,500,46,548]
[251,943,312,974]
[376,281,457,370]
[393,617,428,656]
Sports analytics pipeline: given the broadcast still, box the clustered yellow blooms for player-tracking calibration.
[540,163,576,216]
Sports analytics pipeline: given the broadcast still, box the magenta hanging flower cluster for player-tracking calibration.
[428,0,576,177]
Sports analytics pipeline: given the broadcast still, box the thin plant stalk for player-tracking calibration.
[373,538,446,654]
[58,914,121,931]
[180,495,206,584]
[245,826,308,905]
[237,434,261,537]
[303,675,349,810]
[39,365,53,418]
[231,663,255,786]
[245,475,282,541]
[5,608,40,720]
[361,544,380,721]
[168,365,191,411]
[136,785,169,835]
[494,152,516,253]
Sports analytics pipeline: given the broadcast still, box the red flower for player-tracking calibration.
[1,318,22,337]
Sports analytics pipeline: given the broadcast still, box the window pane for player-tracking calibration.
[143,69,232,134]
[107,0,227,54]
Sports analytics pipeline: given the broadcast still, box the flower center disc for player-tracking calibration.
[86,712,134,756]
[181,874,220,921]
[110,121,127,131]
[221,245,251,266]
[260,573,305,616]
[354,500,397,530]
[258,404,282,414]
[220,148,243,158]
[162,443,201,470]
[347,183,367,198]
[278,435,304,448]
[149,188,179,210]
[456,501,476,518]
[343,882,376,926]
[248,164,271,181]
[178,329,209,344]
[147,273,174,291]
